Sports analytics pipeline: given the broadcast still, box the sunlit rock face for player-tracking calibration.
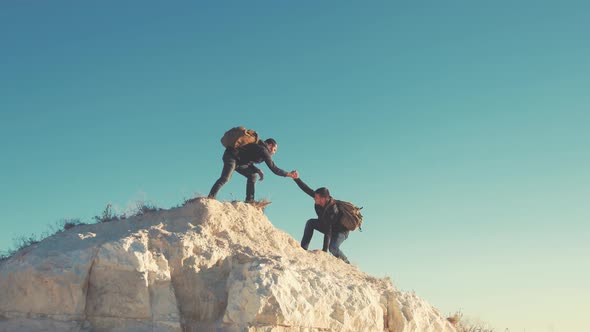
[0,199,456,332]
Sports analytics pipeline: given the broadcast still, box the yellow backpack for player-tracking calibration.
[220,126,259,149]
[336,200,364,231]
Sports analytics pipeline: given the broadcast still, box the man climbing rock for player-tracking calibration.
[292,174,350,263]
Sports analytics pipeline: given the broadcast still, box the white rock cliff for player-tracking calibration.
[0,199,456,332]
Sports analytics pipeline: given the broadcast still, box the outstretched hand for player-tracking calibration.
[287,170,299,179]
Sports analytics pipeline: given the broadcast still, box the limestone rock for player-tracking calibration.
[0,199,456,332]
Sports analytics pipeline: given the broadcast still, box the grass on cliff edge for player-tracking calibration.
[0,200,162,261]
[0,196,270,261]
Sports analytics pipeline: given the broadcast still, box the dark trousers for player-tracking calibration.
[208,150,258,202]
[301,218,349,263]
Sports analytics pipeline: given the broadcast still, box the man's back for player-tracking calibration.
[314,201,347,233]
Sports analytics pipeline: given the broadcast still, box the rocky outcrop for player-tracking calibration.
[0,199,456,332]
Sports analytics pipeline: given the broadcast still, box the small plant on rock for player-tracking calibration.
[62,218,84,230]
[93,204,118,223]
[448,311,495,332]
[134,200,161,216]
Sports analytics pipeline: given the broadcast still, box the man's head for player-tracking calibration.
[314,187,331,206]
[265,138,278,155]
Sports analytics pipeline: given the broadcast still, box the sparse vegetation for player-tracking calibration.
[0,218,89,263]
[134,201,161,216]
[1,199,169,262]
[0,194,271,264]
[0,233,42,262]
[448,312,462,326]
[12,233,40,251]
[0,249,12,262]
[457,323,495,332]
[448,311,494,332]
[93,204,119,223]
[248,198,272,211]
[62,218,84,230]
[92,201,164,222]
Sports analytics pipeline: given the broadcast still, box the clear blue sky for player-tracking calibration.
[1,2,588,331]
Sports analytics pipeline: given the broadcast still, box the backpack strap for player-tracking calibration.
[321,199,337,220]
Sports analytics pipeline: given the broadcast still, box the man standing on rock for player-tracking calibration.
[208,138,298,203]
[292,174,350,264]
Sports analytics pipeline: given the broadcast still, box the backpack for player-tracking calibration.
[221,126,259,149]
[335,200,363,231]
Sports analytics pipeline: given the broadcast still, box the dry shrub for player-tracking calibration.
[448,311,494,332]
[93,204,119,223]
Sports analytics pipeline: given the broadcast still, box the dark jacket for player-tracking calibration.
[230,141,288,176]
[294,178,348,250]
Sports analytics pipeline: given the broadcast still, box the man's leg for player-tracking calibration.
[329,231,350,263]
[235,165,258,202]
[301,219,324,250]
[208,151,237,199]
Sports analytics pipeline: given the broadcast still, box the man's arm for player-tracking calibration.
[293,178,315,198]
[262,151,289,177]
